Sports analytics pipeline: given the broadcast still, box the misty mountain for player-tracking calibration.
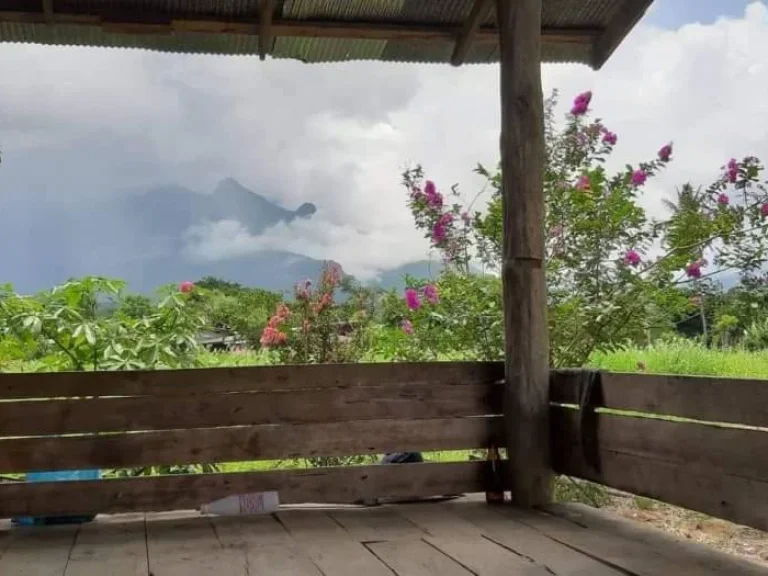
[0,178,329,294]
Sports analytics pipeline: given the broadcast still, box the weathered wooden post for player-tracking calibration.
[497,0,553,507]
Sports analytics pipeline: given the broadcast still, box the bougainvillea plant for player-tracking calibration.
[398,89,768,366]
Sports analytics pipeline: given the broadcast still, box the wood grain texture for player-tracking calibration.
[552,407,768,530]
[0,383,502,436]
[547,502,768,576]
[276,509,394,576]
[212,514,324,576]
[65,518,148,576]
[499,505,738,576]
[395,503,551,575]
[552,370,768,427]
[445,500,623,575]
[0,361,504,399]
[0,417,501,474]
[0,461,491,518]
[0,524,78,576]
[497,0,553,507]
[146,515,247,575]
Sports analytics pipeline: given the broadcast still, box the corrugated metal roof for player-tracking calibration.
[0,0,653,68]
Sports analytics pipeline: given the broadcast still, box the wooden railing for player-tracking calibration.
[550,370,768,531]
[0,362,504,518]
[0,363,765,531]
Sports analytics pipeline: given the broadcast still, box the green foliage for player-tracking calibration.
[378,271,504,361]
[401,90,768,367]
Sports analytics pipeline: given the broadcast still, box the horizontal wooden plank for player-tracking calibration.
[551,370,768,427]
[0,461,490,518]
[0,361,505,399]
[0,417,502,474]
[0,10,598,45]
[0,383,503,437]
[551,408,768,531]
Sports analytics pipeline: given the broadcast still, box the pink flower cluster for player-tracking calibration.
[179,281,194,293]
[402,284,440,334]
[631,169,648,187]
[571,91,592,116]
[658,143,673,162]
[685,260,705,279]
[261,303,291,347]
[624,249,641,267]
[726,158,739,183]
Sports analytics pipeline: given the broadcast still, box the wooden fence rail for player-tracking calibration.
[1,363,767,529]
[550,369,768,531]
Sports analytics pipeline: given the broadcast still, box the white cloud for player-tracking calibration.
[5,3,768,282]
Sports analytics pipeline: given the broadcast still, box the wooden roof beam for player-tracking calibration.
[258,0,277,61]
[0,10,599,46]
[41,0,53,23]
[451,0,495,66]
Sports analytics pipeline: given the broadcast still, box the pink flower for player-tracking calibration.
[179,281,194,293]
[401,319,414,335]
[602,131,618,146]
[575,175,590,191]
[761,203,768,217]
[432,223,447,243]
[423,284,439,305]
[624,249,641,267]
[726,158,739,183]
[717,193,730,206]
[461,211,472,224]
[439,212,454,226]
[260,326,287,347]
[405,288,421,310]
[570,91,592,116]
[424,180,436,196]
[685,261,703,279]
[631,169,648,186]
[276,303,291,320]
[658,143,673,162]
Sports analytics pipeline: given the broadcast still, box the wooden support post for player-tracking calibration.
[451,0,494,67]
[258,0,277,61]
[497,0,553,507]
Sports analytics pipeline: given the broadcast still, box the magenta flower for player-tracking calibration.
[424,180,436,196]
[401,319,414,335]
[726,158,739,183]
[631,169,648,186]
[405,288,421,310]
[602,131,618,146]
[624,249,641,267]
[717,193,730,206]
[432,223,447,243]
[575,175,590,191]
[685,261,703,279]
[439,212,454,226]
[423,284,439,305]
[570,91,592,116]
[179,281,194,293]
[761,203,768,217]
[658,143,673,162]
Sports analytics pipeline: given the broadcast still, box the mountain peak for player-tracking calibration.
[296,202,317,218]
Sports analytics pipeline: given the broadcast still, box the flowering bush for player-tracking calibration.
[399,89,768,366]
[260,263,373,364]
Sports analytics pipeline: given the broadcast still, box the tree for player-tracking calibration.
[399,90,768,366]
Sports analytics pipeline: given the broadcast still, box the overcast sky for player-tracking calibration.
[0,0,766,280]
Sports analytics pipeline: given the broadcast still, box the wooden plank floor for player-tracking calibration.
[0,497,765,576]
